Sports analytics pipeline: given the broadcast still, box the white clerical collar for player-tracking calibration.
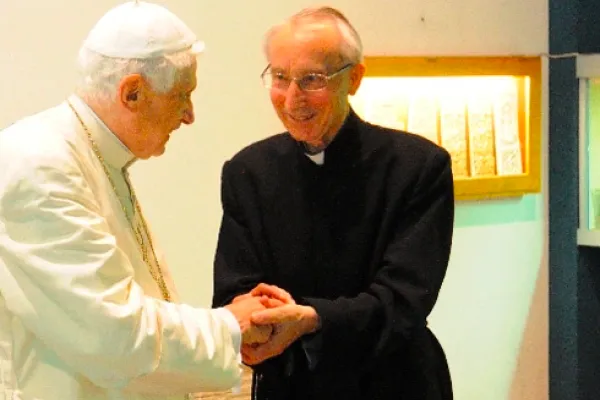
[305,151,324,165]
[68,94,136,171]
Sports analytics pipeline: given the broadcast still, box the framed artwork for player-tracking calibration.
[350,56,542,200]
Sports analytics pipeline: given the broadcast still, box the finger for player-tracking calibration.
[241,344,272,366]
[241,295,272,312]
[241,347,260,365]
[251,307,296,325]
[259,296,286,309]
[249,340,285,362]
[254,324,274,343]
[250,284,280,298]
[251,284,295,304]
[242,353,262,366]
[246,327,297,364]
[232,293,252,303]
[243,323,273,345]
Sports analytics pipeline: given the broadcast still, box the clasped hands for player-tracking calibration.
[224,283,319,366]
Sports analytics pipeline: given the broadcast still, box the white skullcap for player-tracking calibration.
[82,1,204,59]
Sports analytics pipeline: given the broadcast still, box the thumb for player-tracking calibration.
[232,293,251,303]
[251,308,286,325]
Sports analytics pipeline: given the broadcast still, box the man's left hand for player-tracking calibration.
[242,304,319,365]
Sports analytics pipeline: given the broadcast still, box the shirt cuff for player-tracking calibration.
[214,307,241,350]
[214,307,242,393]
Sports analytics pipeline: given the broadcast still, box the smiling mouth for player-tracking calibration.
[288,113,315,122]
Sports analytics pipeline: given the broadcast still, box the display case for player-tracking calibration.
[577,55,600,246]
[349,56,542,201]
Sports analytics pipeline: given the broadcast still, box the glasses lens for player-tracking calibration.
[261,69,332,91]
[298,74,327,91]
[263,71,291,90]
[262,71,273,88]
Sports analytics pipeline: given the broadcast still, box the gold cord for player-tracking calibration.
[67,101,171,302]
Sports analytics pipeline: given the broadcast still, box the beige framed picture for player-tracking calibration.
[350,56,542,200]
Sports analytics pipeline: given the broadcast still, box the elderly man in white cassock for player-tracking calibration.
[0,1,282,399]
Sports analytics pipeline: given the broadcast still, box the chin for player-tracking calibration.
[289,130,315,142]
[136,153,153,160]
[296,136,325,148]
[138,146,166,159]
[154,145,167,157]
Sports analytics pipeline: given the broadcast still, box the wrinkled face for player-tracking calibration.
[266,22,364,149]
[134,62,197,159]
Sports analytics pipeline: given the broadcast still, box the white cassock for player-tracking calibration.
[0,95,241,399]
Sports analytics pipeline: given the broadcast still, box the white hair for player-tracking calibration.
[264,6,363,65]
[75,48,196,101]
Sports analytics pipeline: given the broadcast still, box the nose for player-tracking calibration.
[284,80,304,109]
[182,105,195,125]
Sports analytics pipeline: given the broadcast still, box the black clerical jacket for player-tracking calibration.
[212,110,454,400]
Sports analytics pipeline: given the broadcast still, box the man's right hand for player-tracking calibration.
[224,296,273,346]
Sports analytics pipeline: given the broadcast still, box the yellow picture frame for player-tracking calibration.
[352,56,542,201]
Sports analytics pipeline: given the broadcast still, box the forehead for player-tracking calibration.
[267,22,343,70]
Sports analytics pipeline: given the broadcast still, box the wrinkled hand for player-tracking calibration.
[242,304,319,365]
[226,284,293,346]
[233,283,296,306]
[251,283,296,305]
[224,296,274,346]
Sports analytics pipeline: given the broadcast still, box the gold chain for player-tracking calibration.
[67,101,171,302]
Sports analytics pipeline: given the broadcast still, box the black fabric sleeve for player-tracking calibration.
[211,160,266,307]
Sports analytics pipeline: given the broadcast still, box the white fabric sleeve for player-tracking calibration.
[213,308,241,353]
[0,140,241,395]
[213,308,243,394]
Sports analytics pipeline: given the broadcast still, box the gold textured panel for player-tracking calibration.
[350,56,542,200]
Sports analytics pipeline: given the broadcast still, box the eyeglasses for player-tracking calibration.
[261,63,354,91]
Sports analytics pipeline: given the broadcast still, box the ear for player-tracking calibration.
[348,63,365,96]
[118,74,145,110]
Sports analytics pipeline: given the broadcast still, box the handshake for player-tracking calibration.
[223,284,319,365]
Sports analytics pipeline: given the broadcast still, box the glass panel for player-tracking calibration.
[350,75,530,180]
[587,78,600,229]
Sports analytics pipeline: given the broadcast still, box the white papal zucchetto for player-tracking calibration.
[82,1,205,59]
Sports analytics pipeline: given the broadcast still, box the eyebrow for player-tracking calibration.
[271,67,327,75]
